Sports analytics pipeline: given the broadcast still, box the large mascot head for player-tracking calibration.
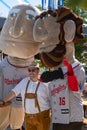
[0,4,47,59]
[34,6,84,68]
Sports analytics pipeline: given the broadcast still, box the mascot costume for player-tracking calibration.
[33,6,85,130]
[0,4,47,130]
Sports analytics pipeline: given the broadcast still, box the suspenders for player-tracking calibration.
[24,80,41,112]
[24,80,30,111]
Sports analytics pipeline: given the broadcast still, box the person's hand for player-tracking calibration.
[0,100,11,107]
[0,100,5,106]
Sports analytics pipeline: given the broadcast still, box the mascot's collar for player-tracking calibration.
[7,56,34,68]
[62,60,80,75]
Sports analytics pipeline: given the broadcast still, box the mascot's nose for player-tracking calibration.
[9,14,24,38]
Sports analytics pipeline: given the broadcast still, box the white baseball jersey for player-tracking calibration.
[0,56,29,107]
[49,61,85,124]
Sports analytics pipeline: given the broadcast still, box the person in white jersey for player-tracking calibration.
[0,61,50,130]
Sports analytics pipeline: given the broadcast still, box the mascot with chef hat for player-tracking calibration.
[0,4,44,130]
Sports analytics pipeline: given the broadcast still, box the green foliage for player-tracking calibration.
[64,0,87,66]
[64,0,87,9]
[36,5,42,11]
[34,58,49,72]
[75,37,87,65]
[64,1,87,23]
[64,0,81,7]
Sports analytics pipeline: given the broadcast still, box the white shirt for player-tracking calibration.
[12,77,50,114]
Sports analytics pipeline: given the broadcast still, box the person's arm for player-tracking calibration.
[0,78,25,105]
[3,91,16,102]
[0,91,16,105]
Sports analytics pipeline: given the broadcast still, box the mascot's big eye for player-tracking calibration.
[9,13,17,20]
[26,14,34,20]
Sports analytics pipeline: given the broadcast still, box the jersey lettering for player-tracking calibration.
[59,97,65,105]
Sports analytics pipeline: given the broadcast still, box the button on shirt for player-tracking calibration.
[12,77,50,114]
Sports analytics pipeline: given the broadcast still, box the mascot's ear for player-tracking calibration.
[33,18,48,42]
[64,20,76,42]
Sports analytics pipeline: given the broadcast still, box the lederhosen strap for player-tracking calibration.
[24,80,41,112]
[24,80,30,111]
[35,82,40,112]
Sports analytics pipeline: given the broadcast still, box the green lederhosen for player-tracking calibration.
[24,80,50,130]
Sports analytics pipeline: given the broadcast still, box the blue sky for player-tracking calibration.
[0,0,42,18]
[30,0,41,6]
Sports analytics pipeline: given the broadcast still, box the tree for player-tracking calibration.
[64,0,87,9]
